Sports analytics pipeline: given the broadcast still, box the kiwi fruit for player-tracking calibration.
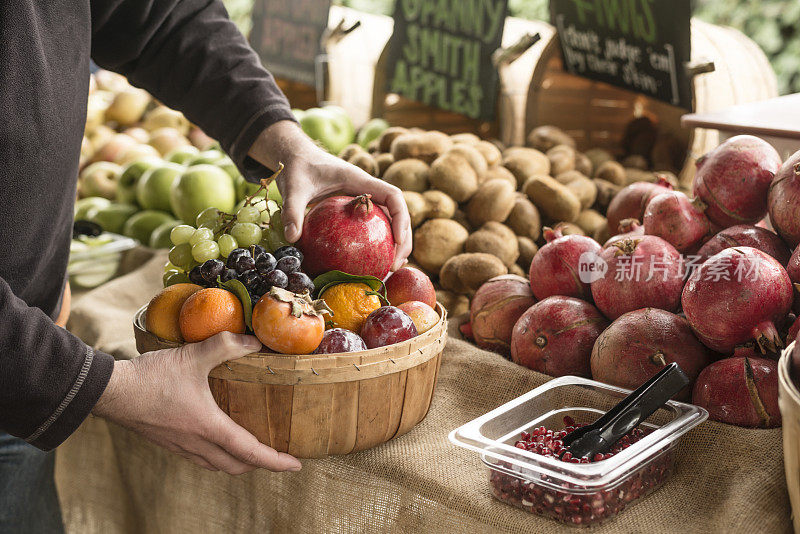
[429,152,479,202]
[383,159,430,192]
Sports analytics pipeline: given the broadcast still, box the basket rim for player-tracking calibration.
[780,342,800,405]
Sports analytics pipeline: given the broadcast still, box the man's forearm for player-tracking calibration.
[90,0,295,174]
[248,120,319,171]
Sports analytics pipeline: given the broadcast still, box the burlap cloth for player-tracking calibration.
[56,248,793,533]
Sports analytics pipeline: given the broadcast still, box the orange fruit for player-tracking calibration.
[146,283,203,342]
[178,288,246,343]
[319,282,382,333]
[252,289,326,354]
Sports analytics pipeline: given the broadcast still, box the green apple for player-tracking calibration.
[188,149,225,166]
[165,145,200,165]
[324,105,356,139]
[149,220,182,249]
[85,203,138,234]
[299,107,354,155]
[357,118,389,148]
[216,156,240,179]
[117,157,161,205]
[136,162,183,212]
[267,181,281,203]
[78,161,123,199]
[169,164,236,224]
[291,108,306,122]
[122,210,176,245]
[75,197,111,221]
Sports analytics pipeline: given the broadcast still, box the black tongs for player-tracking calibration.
[560,363,689,460]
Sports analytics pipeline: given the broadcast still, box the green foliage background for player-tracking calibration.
[223,0,799,94]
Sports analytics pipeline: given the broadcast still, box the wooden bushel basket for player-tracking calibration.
[779,342,800,533]
[134,304,448,458]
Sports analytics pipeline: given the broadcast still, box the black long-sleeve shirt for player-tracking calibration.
[0,0,294,450]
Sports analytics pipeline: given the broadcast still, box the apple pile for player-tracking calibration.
[465,135,800,429]
[335,120,682,319]
[76,69,278,249]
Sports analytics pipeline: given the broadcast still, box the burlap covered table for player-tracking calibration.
[56,249,792,533]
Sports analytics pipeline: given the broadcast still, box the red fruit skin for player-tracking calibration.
[693,135,781,228]
[606,179,673,236]
[459,321,474,340]
[682,247,793,354]
[529,229,601,301]
[590,308,712,400]
[313,328,367,354]
[768,149,800,248]
[603,218,644,248]
[643,191,712,253]
[695,224,791,265]
[788,315,800,343]
[361,306,418,348]
[590,236,684,320]
[692,357,781,428]
[510,296,608,377]
[385,266,436,308]
[470,274,536,355]
[789,246,800,313]
[793,330,800,385]
[298,195,395,279]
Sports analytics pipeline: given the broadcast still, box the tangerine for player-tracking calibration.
[319,282,381,333]
[145,283,203,342]
[179,288,245,343]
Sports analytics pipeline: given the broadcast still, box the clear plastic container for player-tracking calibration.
[449,376,707,527]
[68,233,136,289]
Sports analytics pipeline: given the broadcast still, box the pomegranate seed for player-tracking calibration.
[563,415,575,426]
[520,431,531,441]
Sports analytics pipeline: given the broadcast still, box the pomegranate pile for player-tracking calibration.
[465,135,800,429]
[490,416,672,526]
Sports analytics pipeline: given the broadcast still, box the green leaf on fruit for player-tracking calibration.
[218,277,253,330]
[313,270,386,300]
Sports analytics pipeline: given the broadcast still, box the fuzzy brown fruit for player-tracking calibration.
[429,152,479,202]
[466,179,516,227]
[412,219,469,275]
[383,159,430,192]
[465,222,519,268]
[439,253,508,295]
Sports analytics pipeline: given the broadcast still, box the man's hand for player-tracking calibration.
[92,332,301,475]
[248,120,412,271]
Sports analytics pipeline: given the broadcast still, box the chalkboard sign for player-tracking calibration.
[384,0,509,121]
[249,0,331,86]
[550,0,692,109]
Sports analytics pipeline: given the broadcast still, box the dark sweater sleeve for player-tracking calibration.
[0,276,114,451]
[89,0,296,180]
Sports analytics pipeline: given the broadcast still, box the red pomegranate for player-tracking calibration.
[643,191,712,253]
[682,247,793,355]
[768,149,800,247]
[510,296,608,377]
[695,225,791,265]
[693,135,781,228]
[606,177,673,236]
[603,218,644,248]
[590,236,684,320]
[789,246,800,313]
[470,275,536,356]
[590,309,712,400]
[692,356,780,428]
[297,194,395,278]
[528,227,601,301]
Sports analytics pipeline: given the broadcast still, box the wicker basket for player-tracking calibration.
[525,18,778,186]
[133,304,448,458]
[779,342,800,533]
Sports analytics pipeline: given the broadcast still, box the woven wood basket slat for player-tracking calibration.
[134,304,447,458]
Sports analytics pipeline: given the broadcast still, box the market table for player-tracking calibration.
[56,248,792,533]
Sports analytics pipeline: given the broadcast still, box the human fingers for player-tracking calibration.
[210,412,302,472]
[178,331,262,374]
[278,172,313,242]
